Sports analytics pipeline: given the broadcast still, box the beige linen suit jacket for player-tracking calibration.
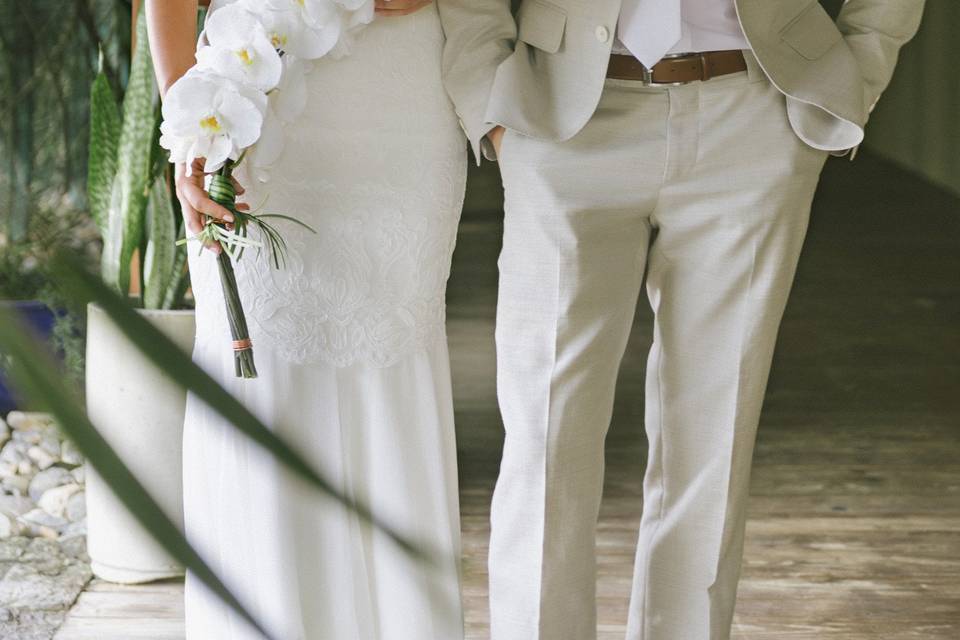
[438,0,926,160]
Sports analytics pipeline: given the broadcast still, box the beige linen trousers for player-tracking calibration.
[490,53,828,640]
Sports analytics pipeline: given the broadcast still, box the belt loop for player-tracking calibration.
[742,50,761,82]
[699,52,711,82]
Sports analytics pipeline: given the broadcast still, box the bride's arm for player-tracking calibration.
[145,0,201,97]
[145,0,239,252]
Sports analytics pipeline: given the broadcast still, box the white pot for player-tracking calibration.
[84,302,195,584]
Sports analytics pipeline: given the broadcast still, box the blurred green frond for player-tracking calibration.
[0,302,278,640]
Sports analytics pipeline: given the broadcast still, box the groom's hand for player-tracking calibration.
[374,0,433,16]
[488,126,506,159]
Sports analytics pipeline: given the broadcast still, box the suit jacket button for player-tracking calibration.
[595,25,611,43]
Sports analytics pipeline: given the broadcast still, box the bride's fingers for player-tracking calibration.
[235,202,250,212]
[182,205,203,237]
[181,203,222,254]
[190,157,206,177]
[230,176,245,195]
[375,0,432,16]
[182,180,235,223]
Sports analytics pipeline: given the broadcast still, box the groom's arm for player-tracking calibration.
[437,0,517,163]
[836,0,926,115]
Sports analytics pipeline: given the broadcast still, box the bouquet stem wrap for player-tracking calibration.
[208,169,258,379]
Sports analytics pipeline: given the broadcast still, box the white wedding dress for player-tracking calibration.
[182,6,467,639]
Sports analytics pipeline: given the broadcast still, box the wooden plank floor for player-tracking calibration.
[54,579,185,639]
[57,151,960,639]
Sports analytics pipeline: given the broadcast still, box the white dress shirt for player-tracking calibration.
[614,0,751,61]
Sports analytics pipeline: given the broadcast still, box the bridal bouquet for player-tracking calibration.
[159,0,375,378]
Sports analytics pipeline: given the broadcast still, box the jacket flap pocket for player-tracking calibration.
[517,0,567,54]
[780,2,843,60]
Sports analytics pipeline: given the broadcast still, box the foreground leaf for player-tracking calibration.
[53,251,429,563]
[0,308,278,640]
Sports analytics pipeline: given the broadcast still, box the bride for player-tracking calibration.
[146,1,467,638]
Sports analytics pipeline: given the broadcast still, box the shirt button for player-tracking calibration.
[595,25,610,43]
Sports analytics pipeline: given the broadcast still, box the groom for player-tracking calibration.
[438,1,925,639]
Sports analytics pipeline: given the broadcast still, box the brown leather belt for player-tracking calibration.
[607,49,747,85]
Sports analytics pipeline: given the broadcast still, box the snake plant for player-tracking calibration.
[88,11,188,308]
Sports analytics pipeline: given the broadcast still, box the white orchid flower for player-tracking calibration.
[163,0,378,178]
[160,70,267,175]
[271,57,311,123]
[248,6,302,54]
[335,0,375,16]
[233,2,320,60]
[253,0,344,59]
[247,111,285,172]
[327,0,374,57]
[261,0,338,28]
[248,57,312,171]
[195,4,283,92]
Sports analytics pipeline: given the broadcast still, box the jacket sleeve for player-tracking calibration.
[437,0,517,163]
[836,0,926,114]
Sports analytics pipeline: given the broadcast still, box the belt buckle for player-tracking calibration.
[643,52,699,87]
[641,65,655,86]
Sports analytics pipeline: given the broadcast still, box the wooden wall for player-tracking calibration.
[863,0,960,197]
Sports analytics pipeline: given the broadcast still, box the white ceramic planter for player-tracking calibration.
[84,302,195,583]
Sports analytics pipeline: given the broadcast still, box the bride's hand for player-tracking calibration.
[175,158,250,255]
[374,0,433,17]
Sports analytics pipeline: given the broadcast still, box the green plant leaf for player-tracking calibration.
[52,251,430,564]
[0,308,279,640]
[101,10,156,296]
[87,65,121,237]
[143,171,177,310]
[163,164,191,310]
[162,231,190,311]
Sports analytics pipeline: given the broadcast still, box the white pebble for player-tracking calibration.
[0,460,18,477]
[38,483,82,520]
[2,474,30,494]
[59,519,86,540]
[20,507,68,531]
[6,411,55,431]
[38,433,61,458]
[0,440,27,464]
[0,512,25,539]
[4,411,27,429]
[66,490,86,522]
[28,466,73,503]
[60,439,83,466]
[27,446,57,470]
[13,428,42,445]
[0,492,34,516]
